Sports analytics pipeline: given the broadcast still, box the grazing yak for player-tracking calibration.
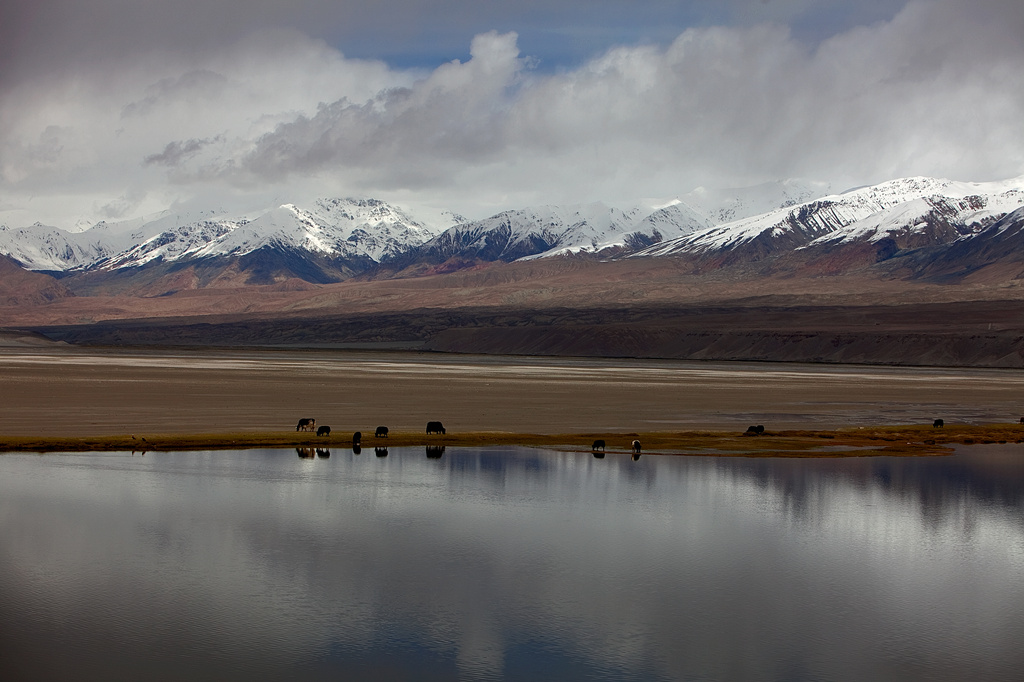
[426,421,446,435]
[296,418,316,432]
[632,440,642,454]
[375,426,389,438]
[316,425,331,437]
[933,419,944,428]
[592,439,606,452]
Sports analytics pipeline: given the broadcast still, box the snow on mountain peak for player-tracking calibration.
[636,175,1024,258]
[3,175,1023,274]
[0,197,447,271]
[425,200,711,262]
[680,178,833,225]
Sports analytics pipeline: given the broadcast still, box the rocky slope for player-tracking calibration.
[0,255,74,305]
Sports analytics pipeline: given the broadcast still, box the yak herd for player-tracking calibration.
[294,417,447,458]
[292,416,985,460]
[293,416,651,460]
[296,417,442,437]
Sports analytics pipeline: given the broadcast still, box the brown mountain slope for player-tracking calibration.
[5,255,1024,367]
[0,255,74,306]
[4,256,1023,327]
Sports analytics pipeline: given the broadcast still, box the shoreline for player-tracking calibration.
[3,424,1022,456]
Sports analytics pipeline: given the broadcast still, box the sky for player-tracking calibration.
[1,0,1023,229]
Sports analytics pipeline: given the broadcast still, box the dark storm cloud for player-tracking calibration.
[242,31,524,185]
[143,137,220,167]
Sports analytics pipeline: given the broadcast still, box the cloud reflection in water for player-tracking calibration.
[0,446,1022,681]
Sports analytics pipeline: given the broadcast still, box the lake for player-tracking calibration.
[2,446,1022,681]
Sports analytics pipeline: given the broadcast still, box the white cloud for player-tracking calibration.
[1,0,1022,229]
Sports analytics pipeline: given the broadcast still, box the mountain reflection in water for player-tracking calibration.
[1,446,1022,681]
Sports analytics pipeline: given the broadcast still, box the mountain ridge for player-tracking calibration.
[2,174,1023,294]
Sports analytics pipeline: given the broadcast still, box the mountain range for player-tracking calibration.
[4,174,1024,367]
[1,174,1024,304]
[0,198,444,273]
[636,176,1023,260]
[3,175,1023,285]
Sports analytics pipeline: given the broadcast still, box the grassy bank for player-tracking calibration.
[2,424,1022,456]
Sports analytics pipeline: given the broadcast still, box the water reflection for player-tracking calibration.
[0,446,1022,681]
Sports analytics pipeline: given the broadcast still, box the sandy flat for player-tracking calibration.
[2,348,1023,438]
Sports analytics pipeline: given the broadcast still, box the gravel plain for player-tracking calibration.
[2,347,1023,438]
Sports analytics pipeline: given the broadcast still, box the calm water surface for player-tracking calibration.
[1,446,1022,681]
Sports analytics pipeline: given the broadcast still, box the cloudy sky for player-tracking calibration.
[2,0,1023,229]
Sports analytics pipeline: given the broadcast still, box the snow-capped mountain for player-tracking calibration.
[680,178,833,225]
[890,205,1024,280]
[91,199,440,271]
[0,179,846,274]
[636,176,1024,259]
[3,175,1024,290]
[623,202,713,251]
[0,198,447,273]
[803,184,1023,251]
[0,207,247,271]
[423,203,649,262]
[393,201,711,267]
[0,222,120,271]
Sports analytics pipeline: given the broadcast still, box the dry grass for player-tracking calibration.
[3,423,1022,456]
